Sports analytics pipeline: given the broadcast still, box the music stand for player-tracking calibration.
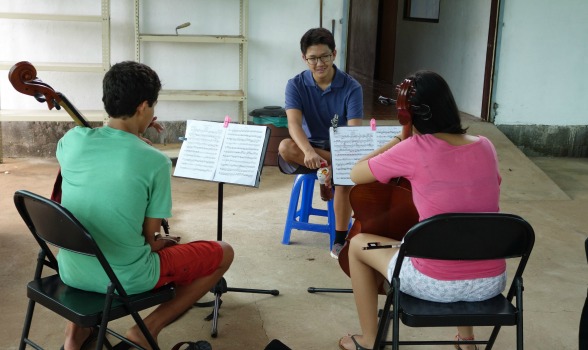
[195,182,279,338]
[174,120,279,337]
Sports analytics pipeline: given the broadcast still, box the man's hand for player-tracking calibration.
[155,233,181,248]
[149,116,164,133]
[140,116,164,145]
[303,150,326,169]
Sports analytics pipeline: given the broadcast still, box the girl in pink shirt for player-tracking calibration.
[339,71,502,350]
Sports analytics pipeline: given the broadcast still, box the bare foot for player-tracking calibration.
[125,327,156,350]
[338,334,372,350]
[63,324,94,350]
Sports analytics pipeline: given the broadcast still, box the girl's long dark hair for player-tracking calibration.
[408,70,466,135]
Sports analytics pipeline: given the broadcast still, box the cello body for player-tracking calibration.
[338,179,419,277]
[338,78,420,277]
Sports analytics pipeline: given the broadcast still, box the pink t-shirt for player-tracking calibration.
[368,134,505,280]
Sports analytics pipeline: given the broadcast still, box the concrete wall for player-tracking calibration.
[0,0,335,157]
[2,0,587,157]
[491,0,588,157]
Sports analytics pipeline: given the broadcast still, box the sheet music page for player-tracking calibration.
[174,120,225,181]
[330,125,403,186]
[214,123,267,187]
[330,126,375,186]
[375,126,403,148]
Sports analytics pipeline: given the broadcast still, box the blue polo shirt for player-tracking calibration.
[285,65,363,141]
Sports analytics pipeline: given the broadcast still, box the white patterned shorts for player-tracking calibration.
[387,254,507,303]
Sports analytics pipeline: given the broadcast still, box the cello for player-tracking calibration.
[9,61,92,203]
[8,61,173,236]
[337,79,420,278]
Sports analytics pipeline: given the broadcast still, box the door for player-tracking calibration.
[346,0,380,79]
[346,0,499,120]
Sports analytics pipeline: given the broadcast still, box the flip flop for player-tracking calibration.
[59,327,98,350]
[454,334,479,350]
[338,334,372,350]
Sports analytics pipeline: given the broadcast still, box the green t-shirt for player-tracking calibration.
[56,126,172,294]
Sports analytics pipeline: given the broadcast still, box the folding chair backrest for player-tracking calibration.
[400,212,535,261]
[14,190,97,256]
[14,190,128,296]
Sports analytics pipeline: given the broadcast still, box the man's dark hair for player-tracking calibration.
[102,61,161,118]
[300,28,336,54]
[409,70,467,135]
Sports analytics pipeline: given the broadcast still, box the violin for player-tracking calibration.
[338,79,419,278]
[8,61,172,235]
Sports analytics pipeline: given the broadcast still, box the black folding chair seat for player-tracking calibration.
[399,293,517,327]
[27,274,174,328]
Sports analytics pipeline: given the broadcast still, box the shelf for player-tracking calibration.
[0,1,110,125]
[0,12,102,22]
[0,109,107,123]
[134,0,248,122]
[0,61,106,72]
[0,1,110,74]
[139,34,246,44]
[158,89,245,102]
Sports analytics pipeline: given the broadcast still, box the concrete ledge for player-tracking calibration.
[497,124,588,157]
[1,121,186,158]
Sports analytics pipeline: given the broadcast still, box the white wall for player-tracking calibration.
[492,0,588,126]
[0,0,106,110]
[3,0,585,127]
[393,0,491,117]
[0,0,342,122]
[248,0,319,115]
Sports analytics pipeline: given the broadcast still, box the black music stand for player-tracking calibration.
[175,121,279,337]
[195,182,279,338]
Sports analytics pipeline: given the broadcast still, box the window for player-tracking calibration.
[404,0,440,23]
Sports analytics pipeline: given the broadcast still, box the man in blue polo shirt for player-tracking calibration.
[278,27,363,259]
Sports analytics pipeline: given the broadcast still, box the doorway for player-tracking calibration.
[346,0,500,121]
[346,0,399,119]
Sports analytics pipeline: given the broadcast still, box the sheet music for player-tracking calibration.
[330,125,403,185]
[215,123,267,186]
[174,120,269,187]
[174,120,224,181]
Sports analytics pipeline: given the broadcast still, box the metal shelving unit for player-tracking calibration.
[134,0,248,123]
[0,1,111,73]
[0,0,111,122]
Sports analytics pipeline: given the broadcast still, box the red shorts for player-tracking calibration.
[154,240,223,289]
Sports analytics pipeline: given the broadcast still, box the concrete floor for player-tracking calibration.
[1,116,587,350]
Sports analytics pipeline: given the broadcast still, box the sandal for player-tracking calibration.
[454,334,479,350]
[171,340,212,350]
[338,334,372,350]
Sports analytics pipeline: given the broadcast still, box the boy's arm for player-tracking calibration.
[143,217,169,252]
[286,109,324,169]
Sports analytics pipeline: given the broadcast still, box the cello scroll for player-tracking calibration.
[8,61,91,127]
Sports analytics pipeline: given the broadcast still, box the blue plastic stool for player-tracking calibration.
[282,173,336,249]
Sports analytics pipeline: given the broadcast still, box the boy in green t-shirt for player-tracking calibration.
[57,61,234,350]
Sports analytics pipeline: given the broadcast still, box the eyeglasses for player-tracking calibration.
[305,54,333,65]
